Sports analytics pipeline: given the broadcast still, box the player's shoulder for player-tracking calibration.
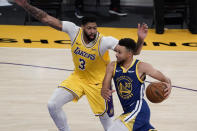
[137,61,153,71]
[61,21,80,31]
[137,60,147,67]
[100,36,119,52]
[62,21,77,26]
[101,36,118,42]
[107,61,116,71]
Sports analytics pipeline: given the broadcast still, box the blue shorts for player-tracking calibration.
[118,99,156,131]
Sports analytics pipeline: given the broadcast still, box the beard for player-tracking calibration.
[84,31,96,42]
[117,59,125,66]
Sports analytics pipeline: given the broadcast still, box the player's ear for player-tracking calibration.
[129,52,133,57]
[81,24,85,29]
[81,26,84,29]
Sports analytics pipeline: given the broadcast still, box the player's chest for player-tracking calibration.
[71,43,99,61]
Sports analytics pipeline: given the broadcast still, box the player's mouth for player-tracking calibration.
[89,34,95,39]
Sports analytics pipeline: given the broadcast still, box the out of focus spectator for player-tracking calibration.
[75,0,84,19]
[74,0,127,19]
[109,0,127,16]
[0,0,12,6]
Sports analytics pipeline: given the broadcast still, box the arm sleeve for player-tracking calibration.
[62,21,80,42]
[99,36,119,56]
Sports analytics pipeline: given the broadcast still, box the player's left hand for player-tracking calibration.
[137,23,148,41]
[101,88,115,101]
[163,82,172,99]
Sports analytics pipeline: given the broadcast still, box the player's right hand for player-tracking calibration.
[14,0,28,7]
[163,82,172,99]
[137,23,148,41]
[101,88,115,101]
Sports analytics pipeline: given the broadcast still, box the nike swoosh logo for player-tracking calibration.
[116,70,122,72]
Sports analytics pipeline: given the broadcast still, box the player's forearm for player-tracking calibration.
[155,71,171,85]
[134,38,144,55]
[101,75,111,94]
[101,80,112,100]
[23,3,62,30]
[101,84,108,98]
[23,3,48,22]
[163,77,171,85]
[102,79,111,91]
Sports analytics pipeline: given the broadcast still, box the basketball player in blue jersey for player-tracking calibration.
[15,0,148,131]
[101,38,172,131]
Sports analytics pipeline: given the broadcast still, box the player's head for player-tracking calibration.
[116,38,136,64]
[81,16,97,42]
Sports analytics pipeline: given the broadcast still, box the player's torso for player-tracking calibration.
[113,59,145,113]
[71,28,110,84]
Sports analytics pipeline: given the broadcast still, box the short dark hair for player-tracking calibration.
[81,16,97,26]
[118,38,136,52]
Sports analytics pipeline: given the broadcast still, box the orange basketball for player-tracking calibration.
[146,82,167,103]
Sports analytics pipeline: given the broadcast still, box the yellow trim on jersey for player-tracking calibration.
[120,59,136,73]
[136,61,144,83]
[95,100,108,116]
[113,61,117,77]
[118,113,136,131]
[71,28,80,46]
[58,86,80,100]
[98,36,102,57]
[118,112,157,131]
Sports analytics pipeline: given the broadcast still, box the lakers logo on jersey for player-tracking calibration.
[73,47,96,60]
[116,76,133,99]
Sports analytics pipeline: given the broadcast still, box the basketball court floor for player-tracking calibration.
[0,25,197,131]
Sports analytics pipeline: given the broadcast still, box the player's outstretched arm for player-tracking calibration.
[14,0,62,31]
[138,62,172,98]
[134,23,148,55]
[101,62,116,101]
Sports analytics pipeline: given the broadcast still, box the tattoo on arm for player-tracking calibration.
[23,3,62,30]
[24,4,47,21]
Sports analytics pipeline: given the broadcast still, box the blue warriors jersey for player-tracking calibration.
[113,59,145,114]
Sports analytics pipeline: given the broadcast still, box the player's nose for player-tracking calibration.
[91,28,96,33]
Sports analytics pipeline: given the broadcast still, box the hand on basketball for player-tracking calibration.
[137,23,148,41]
[163,82,172,99]
[14,0,28,7]
[101,88,115,101]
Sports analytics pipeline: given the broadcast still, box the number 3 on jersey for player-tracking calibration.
[79,58,86,70]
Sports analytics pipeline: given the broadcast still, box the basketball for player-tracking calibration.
[146,82,167,103]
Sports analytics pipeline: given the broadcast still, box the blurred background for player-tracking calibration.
[0,0,197,34]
